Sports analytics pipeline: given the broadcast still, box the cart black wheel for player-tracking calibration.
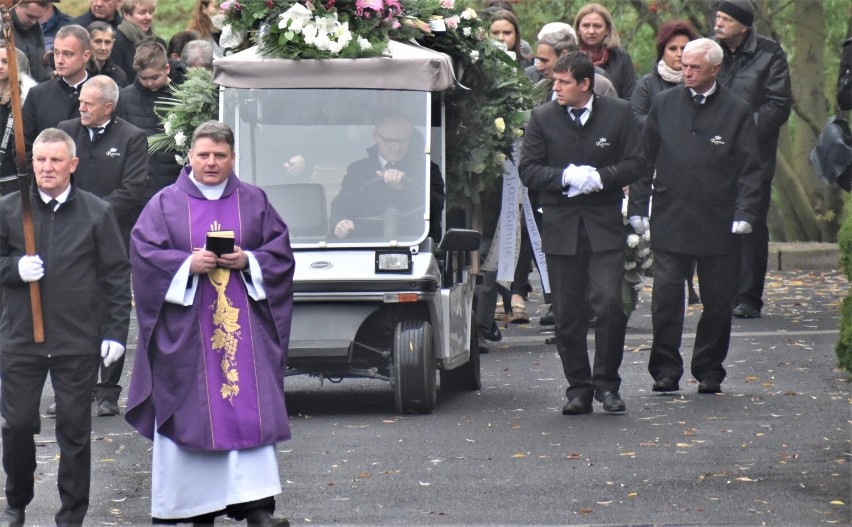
[393,320,436,414]
[440,308,481,391]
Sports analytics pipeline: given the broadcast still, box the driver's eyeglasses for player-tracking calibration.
[375,131,410,147]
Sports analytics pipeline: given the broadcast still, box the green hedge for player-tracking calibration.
[836,199,852,371]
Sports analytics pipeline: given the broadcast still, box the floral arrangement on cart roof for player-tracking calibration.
[148,0,538,210]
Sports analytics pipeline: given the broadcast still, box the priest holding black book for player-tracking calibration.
[125,121,294,526]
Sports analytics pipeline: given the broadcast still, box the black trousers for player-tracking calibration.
[546,228,627,400]
[93,354,124,402]
[1,352,100,526]
[735,177,771,310]
[649,250,737,384]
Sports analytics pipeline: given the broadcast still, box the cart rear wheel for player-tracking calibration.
[440,309,481,391]
[393,320,436,413]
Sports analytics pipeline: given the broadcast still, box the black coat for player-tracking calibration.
[519,96,643,255]
[716,27,792,173]
[98,57,129,88]
[599,46,637,100]
[0,103,19,193]
[328,144,445,240]
[12,10,50,82]
[71,10,122,30]
[115,80,183,199]
[0,183,131,356]
[56,116,148,234]
[23,77,85,156]
[628,86,763,255]
[630,66,677,129]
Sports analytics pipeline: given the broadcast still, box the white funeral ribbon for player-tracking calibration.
[482,141,550,295]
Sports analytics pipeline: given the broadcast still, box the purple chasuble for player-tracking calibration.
[188,191,262,449]
[126,168,294,452]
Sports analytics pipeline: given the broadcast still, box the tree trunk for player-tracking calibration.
[789,0,842,241]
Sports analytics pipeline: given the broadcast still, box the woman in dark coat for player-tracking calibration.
[574,2,637,99]
[631,21,698,129]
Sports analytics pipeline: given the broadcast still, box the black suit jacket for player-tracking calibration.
[519,96,643,255]
[329,145,445,240]
[628,86,763,255]
[56,116,148,230]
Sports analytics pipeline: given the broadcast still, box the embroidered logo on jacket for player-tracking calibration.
[595,137,610,148]
[105,147,121,158]
[710,135,725,145]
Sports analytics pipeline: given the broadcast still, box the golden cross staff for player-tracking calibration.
[0,0,50,342]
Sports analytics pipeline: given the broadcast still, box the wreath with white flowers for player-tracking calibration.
[149,0,537,210]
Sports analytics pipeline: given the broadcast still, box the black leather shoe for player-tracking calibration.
[245,508,289,527]
[477,335,490,354]
[732,304,761,318]
[697,379,722,394]
[539,307,554,326]
[0,506,25,527]
[652,376,680,393]
[561,397,592,415]
[97,398,120,417]
[481,321,502,342]
[597,391,626,414]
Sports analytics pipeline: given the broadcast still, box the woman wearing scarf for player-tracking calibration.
[574,3,637,99]
[112,0,167,83]
[630,21,698,129]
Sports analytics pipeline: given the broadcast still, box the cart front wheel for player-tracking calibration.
[393,320,436,414]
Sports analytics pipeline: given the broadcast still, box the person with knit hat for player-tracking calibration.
[714,0,792,320]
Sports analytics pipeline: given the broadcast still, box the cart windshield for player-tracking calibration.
[222,88,435,248]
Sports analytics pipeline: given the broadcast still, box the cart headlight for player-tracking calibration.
[375,251,412,273]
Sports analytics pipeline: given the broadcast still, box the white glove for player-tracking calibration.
[731,221,753,234]
[629,216,649,235]
[18,255,44,282]
[562,165,603,196]
[101,340,125,367]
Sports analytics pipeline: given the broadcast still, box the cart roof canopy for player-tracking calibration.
[214,40,456,91]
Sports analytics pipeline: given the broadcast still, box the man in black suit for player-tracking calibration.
[57,74,147,417]
[628,38,763,395]
[519,51,643,415]
[329,111,444,241]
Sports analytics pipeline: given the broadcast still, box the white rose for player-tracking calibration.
[641,257,654,270]
[625,261,637,270]
[315,33,331,51]
[469,50,479,63]
[462,27,471,37]
[637,248,650,257]
[163,119,172,136]
[174,131,187,147]
[627,234,640,248]
[358,37,372,50]
[175,154,185,165]
[327,41,344,54]
[460,7,477,20]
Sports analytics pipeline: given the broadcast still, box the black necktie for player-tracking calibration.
[47,199,58,212]
[693,94,705,105]
[570,108,585,128]
[90,126,105,142]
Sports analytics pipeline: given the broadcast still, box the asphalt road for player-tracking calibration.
[7,269,851,526]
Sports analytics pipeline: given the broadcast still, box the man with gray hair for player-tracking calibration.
[713,0,792,319]
[56,74,147,416]
[181,39,214,70]
[628,38,764,395]
[0,127,130,527]
[525,25,617,101]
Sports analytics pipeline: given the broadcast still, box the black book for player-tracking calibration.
[206,230,235,257]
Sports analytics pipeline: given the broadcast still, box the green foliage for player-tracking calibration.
[148,68,218,162]
[836,199,852,371]
[837,296,852,372]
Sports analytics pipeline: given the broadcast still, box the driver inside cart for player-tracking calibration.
[329,111,445,241]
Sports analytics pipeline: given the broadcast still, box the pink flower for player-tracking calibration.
[355,0,383,11]
[220,0,236,9]
[385,0,402,14]
[440,0,455,8]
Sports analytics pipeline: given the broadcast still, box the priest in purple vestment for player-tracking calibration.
[125,121,294,526]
